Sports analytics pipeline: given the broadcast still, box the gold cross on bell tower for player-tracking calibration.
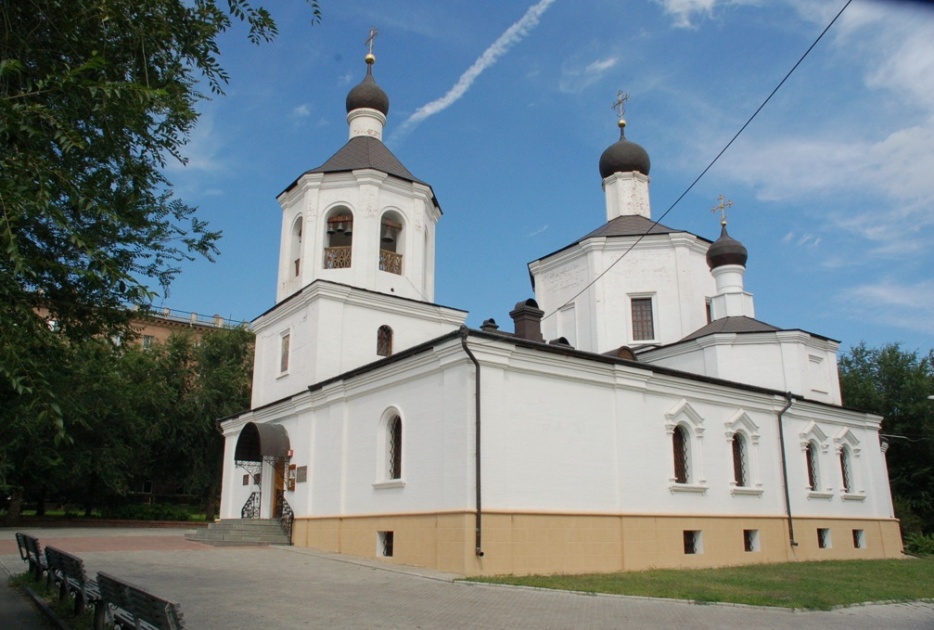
[711,194,734,226]
[365,26,379,55]
[612,90,630,120]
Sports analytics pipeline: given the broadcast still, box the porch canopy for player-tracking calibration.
[234,422,290,463]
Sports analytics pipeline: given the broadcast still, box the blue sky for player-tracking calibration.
[161,0,934,354]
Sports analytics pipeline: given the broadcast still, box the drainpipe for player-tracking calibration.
[459,327,484,557]
[776,393,798,547]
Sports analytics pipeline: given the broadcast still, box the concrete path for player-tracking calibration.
[2,526,933,629]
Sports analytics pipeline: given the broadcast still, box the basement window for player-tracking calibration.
[852,529,866,549]
[818,528,832,549]
[683,530,703,555]
[378,531,394,557]
[743,529,760,552]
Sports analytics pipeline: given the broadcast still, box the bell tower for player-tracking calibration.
[251,33,466,409]
[275,37,440,304]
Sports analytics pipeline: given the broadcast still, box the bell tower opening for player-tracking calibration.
[324,208,354,270]
[378,211,404,275]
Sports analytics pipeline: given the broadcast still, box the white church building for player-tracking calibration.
[217,50,903,575]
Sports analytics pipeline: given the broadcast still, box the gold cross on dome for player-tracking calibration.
[711,194,734,225]
[365,26,379,55]
[612,90,630,119]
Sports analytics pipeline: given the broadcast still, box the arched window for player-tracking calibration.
[805,441,820,491]
[378,212,403,275]
[732,433,748,487]
[377,325,393,357]
[839,446,852,493]
[324,209,353,269]
[290,216,303,277]
[673,425,690,484]
[388,416,402,480]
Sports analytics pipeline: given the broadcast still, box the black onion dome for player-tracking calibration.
[599,123,651,178]
[706,224,748,269]
[345,63,389,116]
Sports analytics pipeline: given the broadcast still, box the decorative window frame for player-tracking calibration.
[665,400,707,493]
[834,428,865,501]
[628,293,658,343]
[377,325,393,357]
[799,421,832,499]
[278,329,292,377]
[289,214,304,278]
[724,410,763,496]
[373,407,405,489]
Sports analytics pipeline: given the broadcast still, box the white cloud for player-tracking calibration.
[707,2,934,261]
[838,279,934,337]
[167,111,223,173]
[655,0,717,28]
[392,0,558,141]
[292,104,312,118]
[527,224,549,237]
[559,56,619,94]
[655,0,757,28]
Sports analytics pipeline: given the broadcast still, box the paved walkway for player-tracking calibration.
[2,527,933,629]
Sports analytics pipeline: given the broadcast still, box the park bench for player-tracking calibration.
[15,532,47,581]
[96,571,186,630]
[44,545,102,616]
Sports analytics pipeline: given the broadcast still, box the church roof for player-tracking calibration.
[679,316,782,342]
[282,136,438,206]
[307,136,426,184]
[578,214,695,240]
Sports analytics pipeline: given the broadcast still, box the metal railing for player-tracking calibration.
[379,250,402,275]
[241,492,261,519]
[324,246,352,269]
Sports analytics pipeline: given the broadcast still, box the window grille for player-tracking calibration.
[805,442,819,491]
[683,530,701,554]
[631,297,655,341]
[839,447,852,492]
[852,529,865,549]
[743,529,759,552]
[388,416,402,480]
[377,325,393,357]
[280,333,291,374]
[379,531,394,557]
[673,425,689,483]
[732,433,747,487]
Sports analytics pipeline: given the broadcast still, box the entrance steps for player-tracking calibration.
[186,518,291,546]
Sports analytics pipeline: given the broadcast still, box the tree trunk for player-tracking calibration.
[5,487,24,525]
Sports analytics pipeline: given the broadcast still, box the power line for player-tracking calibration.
[543,0,853,323]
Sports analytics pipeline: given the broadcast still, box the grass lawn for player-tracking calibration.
[466,558,934,610]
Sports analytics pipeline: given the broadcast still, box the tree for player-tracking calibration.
[1,326,253,523]
[839,342,934,534]
[0,0,318,441]
[124,327,254,519]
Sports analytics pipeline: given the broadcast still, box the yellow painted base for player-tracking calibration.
[290,511,904,576]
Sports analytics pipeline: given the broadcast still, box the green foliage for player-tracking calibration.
[0,326,253,521]
[469,559,934,610]
[10,571,95,630]
[100,503,193,522]
[0,0,318,445]
[838,343,934,534]
[905,533,934,557]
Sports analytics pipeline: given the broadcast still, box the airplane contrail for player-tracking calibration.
[391,0,558,142]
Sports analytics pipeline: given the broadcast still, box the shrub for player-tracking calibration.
[905,532,934,557]
[99,503,191,521]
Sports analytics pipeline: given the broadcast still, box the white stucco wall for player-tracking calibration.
[531,233,715,353]
[221,334,893,527]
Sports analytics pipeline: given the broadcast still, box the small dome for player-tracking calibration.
[346,59,389,116]
[599,121,650,178]
[706,224,748,269]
